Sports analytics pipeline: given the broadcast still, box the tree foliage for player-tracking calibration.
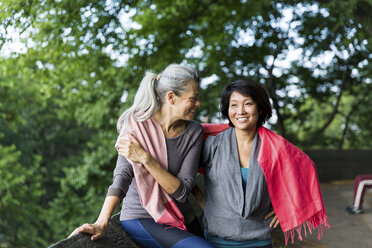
[0,0,371,247]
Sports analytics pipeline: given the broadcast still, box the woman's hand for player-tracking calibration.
[116,134,181,194]
[265,210,280,228]
[68,222,107,241]
[116,134,150,165]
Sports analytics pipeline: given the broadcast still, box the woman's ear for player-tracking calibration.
[166,91,176,105]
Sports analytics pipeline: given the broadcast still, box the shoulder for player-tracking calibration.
[186,120,204,138]
[189,120,203,131]
[204,127,232,148]
[216,126,233,139]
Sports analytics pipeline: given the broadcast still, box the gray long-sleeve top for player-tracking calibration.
[107,120,203,221]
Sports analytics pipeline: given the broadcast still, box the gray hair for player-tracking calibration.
[117,64,200,133]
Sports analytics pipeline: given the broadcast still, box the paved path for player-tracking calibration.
[273,181,372,248]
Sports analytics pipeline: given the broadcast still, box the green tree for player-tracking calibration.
[123,0,371,148]
[0,55,46,247]
[1,1,129,246]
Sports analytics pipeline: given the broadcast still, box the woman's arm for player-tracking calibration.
[192,184,205,209]
[69,196,120,240]
[69,155,133,240]
[191,135,216,209]
[116,134,181,194]
[142,155,182,194]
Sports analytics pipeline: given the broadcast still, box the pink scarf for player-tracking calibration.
[201,123,330,244]
[116,118,186,230]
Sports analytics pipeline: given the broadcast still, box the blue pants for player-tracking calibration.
[121,218,215,248]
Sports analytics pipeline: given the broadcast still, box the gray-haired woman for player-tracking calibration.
[69,64,214,248]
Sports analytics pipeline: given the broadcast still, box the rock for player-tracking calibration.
[49,213,140,248]
[49,174,206,248]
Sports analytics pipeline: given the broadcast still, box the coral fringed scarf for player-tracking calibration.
[116,118,186,231]
[201,123,330,245]
[257,127,330,244]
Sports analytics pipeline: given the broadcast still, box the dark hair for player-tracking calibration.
[220,79,272,127]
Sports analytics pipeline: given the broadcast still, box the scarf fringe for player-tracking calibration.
[283,210,330,245]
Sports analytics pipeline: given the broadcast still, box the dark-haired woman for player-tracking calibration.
[200,80,329,248]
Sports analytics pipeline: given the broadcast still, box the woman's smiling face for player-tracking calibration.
[228,91,259,131]
[173,80,200,121]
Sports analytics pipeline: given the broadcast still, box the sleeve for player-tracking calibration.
[169,125,203,203]
[200,135,217,169]
[106,155,134,201]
